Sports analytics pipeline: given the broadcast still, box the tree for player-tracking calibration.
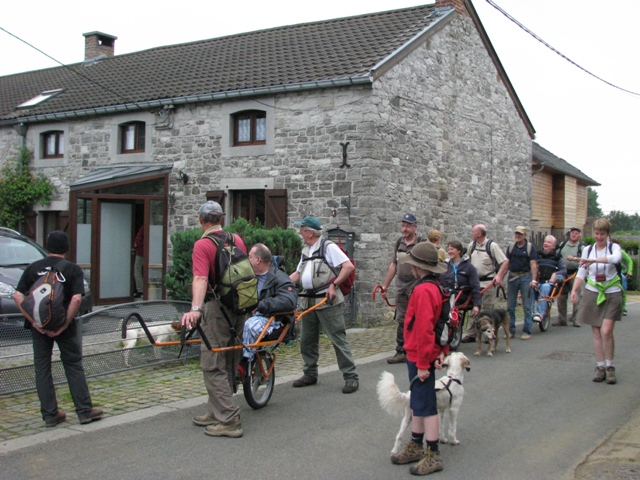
[608,210,640,233]
[0,148,56,230]
[587,187,603,218]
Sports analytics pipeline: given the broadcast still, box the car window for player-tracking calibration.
[0,237,46,266]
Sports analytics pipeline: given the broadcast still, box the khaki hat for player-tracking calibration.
[398,242,448,274]
[514,226,527,235]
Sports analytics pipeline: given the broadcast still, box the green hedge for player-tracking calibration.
[164,219,302,301]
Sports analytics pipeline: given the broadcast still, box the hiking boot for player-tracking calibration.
[552,321,567,326]
[504,332,514,339]
[342,380,359,394]
[410,449,444,475]
[79,408,103,425]
[387,352,407,364]
[623,310,628,316]
[520,333,531,341]
[571,321,581,328]
[390,441,425,465]
[204,416,243,438]
[45,410,66,428]
[606,367,617,384]
[193,413,219,427]
[292,375,317,388]
[593,366,606,383]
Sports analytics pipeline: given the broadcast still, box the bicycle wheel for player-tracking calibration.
[449,311,465,351]
[243,352,275,409]
[539,306,551,332]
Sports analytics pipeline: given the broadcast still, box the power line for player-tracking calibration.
[0,25,138,107]
[485,0,640,98]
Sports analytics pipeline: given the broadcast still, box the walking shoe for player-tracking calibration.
[387,352,407,364]
[45,410,66,428]
[342,380,359,394]
[79,408,103,424]
[390,441,425,465]
[460,336,476,343]
[409,448,444,475]
[193,413,219,427]
[520,333,531,341]
[605,366,617,384]
[552,321,567,326]
[292,375,317,388]
[623,309,628,316]
[571,321,581,328]
[504,332,514,339]
[593,366,606,383]
[532,314,542,323]
[204,416,243,438]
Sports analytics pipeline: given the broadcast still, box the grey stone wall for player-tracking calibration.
[0,14,532,327]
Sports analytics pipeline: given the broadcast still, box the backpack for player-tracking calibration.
[313,238,356,296]
[585,242,622,277]
[506,240,532,258]
[556,240,585,259]
[407,278,457,347]
[468,239,500,274]
[18,261,69,331]
[206,232,259,315]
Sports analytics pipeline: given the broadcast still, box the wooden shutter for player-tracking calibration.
[205,190,226,206]
[23,211,37,240]
[264,189,287,229]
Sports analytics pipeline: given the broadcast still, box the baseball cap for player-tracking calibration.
[514,226,527,235]
[198,201,225,216]
[293,215,322,230]
[568,227,582,233]
[402,213,417,224]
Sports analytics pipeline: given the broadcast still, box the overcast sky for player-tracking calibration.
[1,0,638,214]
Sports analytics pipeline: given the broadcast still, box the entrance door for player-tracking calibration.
[99,202,133,300]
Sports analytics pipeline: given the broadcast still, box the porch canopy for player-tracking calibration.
[70,163,173,191]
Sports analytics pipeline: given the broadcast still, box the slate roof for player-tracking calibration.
[0,4,447,123]
[533,142,599,186]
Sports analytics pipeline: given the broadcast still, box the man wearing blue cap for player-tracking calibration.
[290,215,359,394]
[379,213,424,364]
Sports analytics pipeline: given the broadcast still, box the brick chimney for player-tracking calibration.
[82,32,117,60]
[435,0,469,16]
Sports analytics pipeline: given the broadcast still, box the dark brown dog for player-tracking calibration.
[474,309,511,357]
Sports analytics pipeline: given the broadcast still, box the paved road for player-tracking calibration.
[3,306,640,480]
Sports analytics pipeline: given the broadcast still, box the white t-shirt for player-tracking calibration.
[296,238,349,291]
[577,242,622,294]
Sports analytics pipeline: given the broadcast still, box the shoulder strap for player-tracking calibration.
[486,239,494,262]
[469,241,477,256]
[557,240,567,254]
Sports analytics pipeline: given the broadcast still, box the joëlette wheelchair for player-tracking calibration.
[531,272,577,332]
[128,298,327,409]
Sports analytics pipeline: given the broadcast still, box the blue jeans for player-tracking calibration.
[531,282,554,318]
[507,273,533,334]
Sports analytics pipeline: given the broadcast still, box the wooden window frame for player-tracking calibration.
[233,110,266,146]
[42,131,64,159]
[120,121,146,153]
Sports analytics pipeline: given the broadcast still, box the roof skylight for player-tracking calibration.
[17,89,64,108]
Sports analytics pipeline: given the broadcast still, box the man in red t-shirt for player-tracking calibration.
[181,201,247,438]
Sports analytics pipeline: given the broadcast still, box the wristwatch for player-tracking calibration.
[191,305,203,313]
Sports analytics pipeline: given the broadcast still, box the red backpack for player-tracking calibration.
[317,238,356,296]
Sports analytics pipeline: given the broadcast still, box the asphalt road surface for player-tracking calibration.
[3,306,640,480]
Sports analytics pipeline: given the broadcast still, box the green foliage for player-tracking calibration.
[0,148,56,229]
[583,236,594,245]
[629,259,638,291]
[164,228,202,301]
[617,239,639,255]
[164,220,302,301]
[607,210,640,233]
[587,187,603,218]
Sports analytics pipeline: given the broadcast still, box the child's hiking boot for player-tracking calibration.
[410,448,444,475]
[390,441,425,464]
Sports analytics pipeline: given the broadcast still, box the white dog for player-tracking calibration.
[122,321,181,367]
[377,352,471,453]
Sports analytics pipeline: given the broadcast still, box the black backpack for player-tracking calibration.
[556,240,585,259]
[469,239,500,274]
[407,278,456,347]
[585,242,622,277]
[206,232,258,315]
[18,261,69,331]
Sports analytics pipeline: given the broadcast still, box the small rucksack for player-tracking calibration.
[468,239,500,274]
[19,261,68,331]
[206,232,258,315]
[407,278,457,347]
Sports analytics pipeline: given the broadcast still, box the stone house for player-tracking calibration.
[0,0,535,324]
[531,142,599,240]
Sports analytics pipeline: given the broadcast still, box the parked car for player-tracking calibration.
[0,227,92,326]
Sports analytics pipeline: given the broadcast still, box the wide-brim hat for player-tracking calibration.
[398,242,448,274]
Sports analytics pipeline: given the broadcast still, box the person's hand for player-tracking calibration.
[380,285,388,298]
[181,310,201,329]
[326,283,337,301]
[471,306,480,317]
[494,276,503,286]
[434,352,446,371]
[417,367,431,381]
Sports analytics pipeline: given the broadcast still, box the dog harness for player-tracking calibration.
[434,376,462,406]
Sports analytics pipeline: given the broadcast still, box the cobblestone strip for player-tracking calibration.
[0,324,397,443]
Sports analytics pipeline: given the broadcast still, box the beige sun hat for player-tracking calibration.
[398,242,448,274]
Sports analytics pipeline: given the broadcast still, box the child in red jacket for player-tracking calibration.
[391,242,448,476]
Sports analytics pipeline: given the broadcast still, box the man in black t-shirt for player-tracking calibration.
[14,231,102,428]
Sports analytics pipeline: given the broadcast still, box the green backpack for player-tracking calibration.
[206,232,258,315]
